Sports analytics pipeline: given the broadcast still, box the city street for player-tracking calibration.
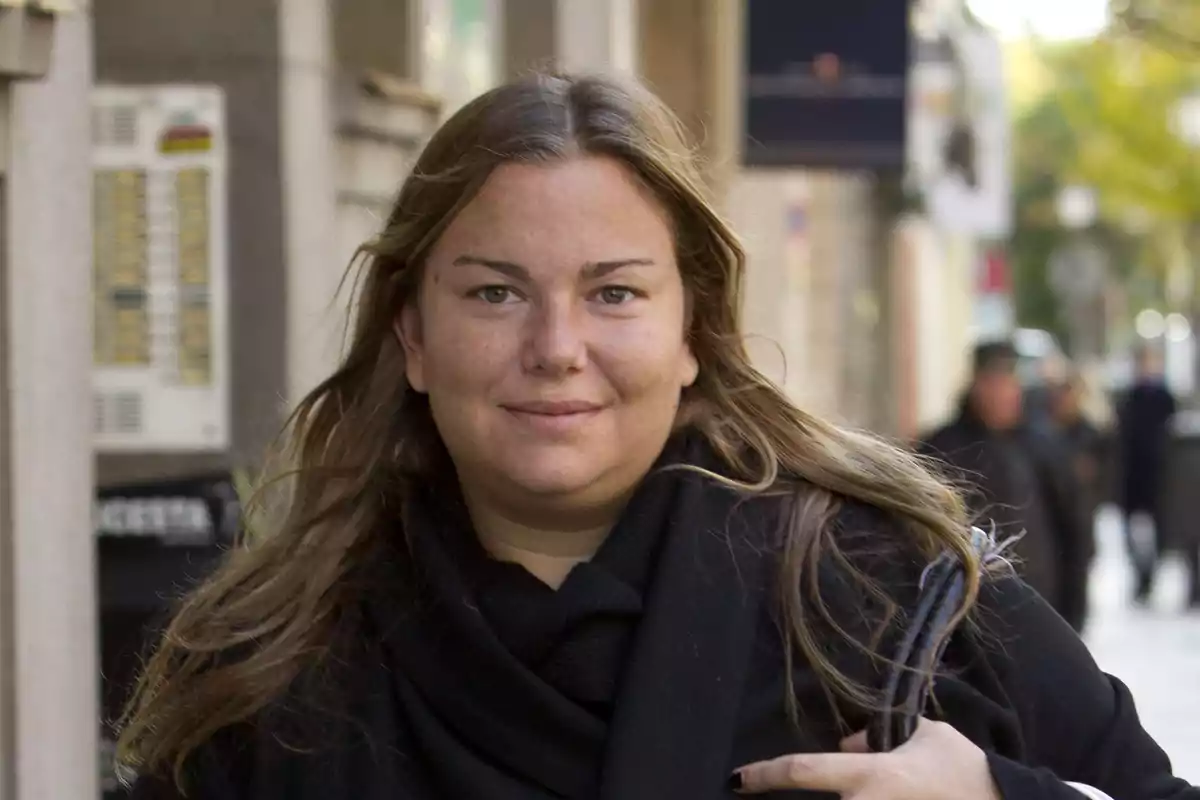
[1085,507,1200,783]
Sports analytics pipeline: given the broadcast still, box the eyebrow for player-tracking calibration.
[451,255,655,281]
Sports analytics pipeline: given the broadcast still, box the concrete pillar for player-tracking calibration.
[505,0,638,77]
[503,0,555,80]
[637,0,738,194]
[1,2,99,798]
[703,0,741,200]
[279,0,342,405]
[0,81,12,800]
[555,0,637,74]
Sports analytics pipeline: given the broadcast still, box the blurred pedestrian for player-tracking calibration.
[1050,368,1107,523]
[1023,350,1069,438]
[920,340,1092,631]
[1048,368,1108,621]
[1116,345,1179,604]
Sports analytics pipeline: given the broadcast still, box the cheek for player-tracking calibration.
[592,316,692,397]
[421,316,514,391]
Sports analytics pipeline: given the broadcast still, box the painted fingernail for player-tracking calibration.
[726,770,744,791]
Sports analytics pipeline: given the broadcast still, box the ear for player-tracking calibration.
[395,302,427,393]
[680,343,699,389]
[680,291,699,388]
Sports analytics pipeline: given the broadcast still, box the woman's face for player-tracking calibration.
[399,156,698,523]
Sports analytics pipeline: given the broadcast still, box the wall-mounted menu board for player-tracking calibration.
[92,85,229,451]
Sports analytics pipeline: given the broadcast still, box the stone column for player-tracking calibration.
[505,0,638,77]
[1,2,99,797]
[556,0,637,74]
[279,0,341,405]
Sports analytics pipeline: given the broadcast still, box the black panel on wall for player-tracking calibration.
[742,0,911,169]
[97,474,241,797]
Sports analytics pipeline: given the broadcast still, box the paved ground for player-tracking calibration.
[1083,506,1200,784]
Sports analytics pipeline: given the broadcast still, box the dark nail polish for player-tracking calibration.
[726,770,744,791]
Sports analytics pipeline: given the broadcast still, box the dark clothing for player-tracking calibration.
[919,408,1092,631]
[1117,381,1177,513]
[131,435,1195,800]
[1153,412,1200,606]
[1116,381,1177,597]
[1023,385,1058,439]
[1057,417,1107,523]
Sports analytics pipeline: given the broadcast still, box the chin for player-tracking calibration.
[494,452,608,497]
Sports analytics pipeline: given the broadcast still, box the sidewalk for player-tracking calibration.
[1084,507,1200,784]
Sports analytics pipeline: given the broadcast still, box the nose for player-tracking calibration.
[522,296,588,376]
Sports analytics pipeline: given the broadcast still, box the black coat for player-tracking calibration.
[919,408,1092,630]
[130,440,1193,800]
[1117,381,1177,513]
[1058,417,1108,520]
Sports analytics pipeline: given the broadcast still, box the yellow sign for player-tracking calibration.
[93,169,150,366]
[176,168,212,386]
[158,112,213,155]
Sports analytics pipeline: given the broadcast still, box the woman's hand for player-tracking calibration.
[731,718,1002,799]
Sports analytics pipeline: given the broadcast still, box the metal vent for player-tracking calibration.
[93,393,107,434]
[93,105,139,148]
[95,391,144,435]
[113,392,142,433]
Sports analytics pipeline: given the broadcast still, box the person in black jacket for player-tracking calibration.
[1117,345,1179,604]
[919,341,1093,632]
[117,73,1194,800]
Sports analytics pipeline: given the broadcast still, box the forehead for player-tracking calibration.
[429,156,675,265]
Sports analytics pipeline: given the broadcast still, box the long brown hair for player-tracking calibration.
[117,72,976,787]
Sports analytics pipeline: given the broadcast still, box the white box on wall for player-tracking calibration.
[91,84,230,452]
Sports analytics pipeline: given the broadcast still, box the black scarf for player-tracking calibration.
[363,433,781,799]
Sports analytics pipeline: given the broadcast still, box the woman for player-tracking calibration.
[119,73,1197,799]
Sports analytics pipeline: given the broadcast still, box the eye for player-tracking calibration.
[593,286,639,305]
[469,285,521,304]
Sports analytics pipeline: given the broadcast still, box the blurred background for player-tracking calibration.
[2,0,1200,796]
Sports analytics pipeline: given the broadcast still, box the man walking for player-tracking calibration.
[1116,346,1180,605]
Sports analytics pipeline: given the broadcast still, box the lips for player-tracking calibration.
[501,400,605,416]
[500,401,606,435]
